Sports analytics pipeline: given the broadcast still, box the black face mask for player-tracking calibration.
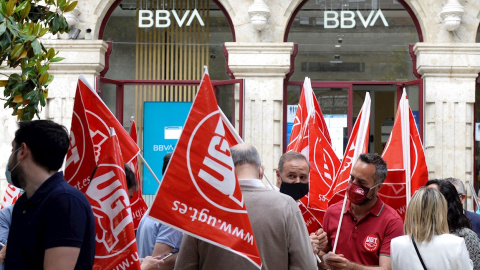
[280,182,309,201]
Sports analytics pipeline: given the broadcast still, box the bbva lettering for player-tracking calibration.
[139,9,205,28]
[324,9,388,29]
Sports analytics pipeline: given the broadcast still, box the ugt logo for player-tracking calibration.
[87,166,134,255]
[187,111,245,212]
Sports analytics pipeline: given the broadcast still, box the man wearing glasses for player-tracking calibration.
[318,153,403,270]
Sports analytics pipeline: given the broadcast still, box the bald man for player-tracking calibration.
[176,144,316,269]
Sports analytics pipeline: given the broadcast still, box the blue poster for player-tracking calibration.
[143,102,192,194]
[412,110,420,132]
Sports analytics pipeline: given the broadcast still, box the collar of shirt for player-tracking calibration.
[238,179,265,188]
[23,171,64,207]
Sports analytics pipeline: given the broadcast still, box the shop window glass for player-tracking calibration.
[286,0,420,155]
[101,0,233,126]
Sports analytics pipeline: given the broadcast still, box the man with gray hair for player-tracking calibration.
[445,177,480,239]
[176,144,316,269]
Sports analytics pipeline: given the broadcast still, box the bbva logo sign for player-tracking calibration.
[324,9,389,29]
[139,9,205,28]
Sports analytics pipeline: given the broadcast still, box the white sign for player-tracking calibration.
[324,114,348,159]
[164,126,183,139]
[324,9,389,29]
[139,9,205,28]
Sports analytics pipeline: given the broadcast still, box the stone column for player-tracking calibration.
[225,42,294,182]
[415,43,480,209]
[0,40,108,196]
[42,40,109,129]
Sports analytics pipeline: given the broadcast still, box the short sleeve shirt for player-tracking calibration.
[323,197,403,266]
[5,172,95,270]
[0,205,13,244]
[136,214,183,258]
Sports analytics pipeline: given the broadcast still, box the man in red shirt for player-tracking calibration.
[320,153,403,270]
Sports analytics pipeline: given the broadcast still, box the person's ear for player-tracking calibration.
[259,165,264,179]
[17,142,29,161]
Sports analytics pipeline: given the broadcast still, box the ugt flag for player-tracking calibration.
[326,93,371,206]
[86,129,141,270]
[65,76,97,193]
[379,89,428,219]
[0,184,21,209]
[148,69,262,269]
[78,76,139,163]
[287,77,339,228]
[66,76,141,193]
[287,77,331,150]
[127,119,148,229]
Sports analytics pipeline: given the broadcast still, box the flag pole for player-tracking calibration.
[467,181,480,210]
[262,173,276,190]
[332,193,348,253]
[138,153,161,185]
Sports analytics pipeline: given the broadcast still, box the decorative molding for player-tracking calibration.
[439,0,464,31]
[248,0,271,31]
[225,42,294,77]
[414,43,480,77]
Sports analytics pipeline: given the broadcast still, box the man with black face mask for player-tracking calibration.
[319,153,403,270]
[276,152,329,257]
[276,151,310,201]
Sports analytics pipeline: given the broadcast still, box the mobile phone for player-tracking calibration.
[160,253,173,260]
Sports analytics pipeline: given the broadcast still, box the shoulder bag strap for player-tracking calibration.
[412,236,427,270]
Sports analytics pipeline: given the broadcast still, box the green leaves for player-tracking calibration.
[0,0,78,120]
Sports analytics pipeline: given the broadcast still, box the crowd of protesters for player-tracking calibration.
[1,119,480,269]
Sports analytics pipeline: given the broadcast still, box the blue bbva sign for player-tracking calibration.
[143,102,192,194]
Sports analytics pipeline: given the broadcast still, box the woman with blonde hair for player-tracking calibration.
[391,187,472,270]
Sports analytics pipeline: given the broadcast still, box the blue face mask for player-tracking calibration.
[5,148,20,187]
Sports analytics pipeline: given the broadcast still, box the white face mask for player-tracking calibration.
[5,148,20,187]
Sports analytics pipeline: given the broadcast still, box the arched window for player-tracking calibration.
[100,0,234,126]
[285,0,421,155]
[98,0,236,199]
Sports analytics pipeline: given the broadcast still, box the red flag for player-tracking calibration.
[78,76,140,163]
[65,79,97,193]
[287,78,340,226]
[379,90,428,219]
[0,184,21,209]
[148,70,262,268]
[326,93,371,206]
[127,119,148,229]
[287,78,331,151]
[86,130,141,270]
[298,196,322,234]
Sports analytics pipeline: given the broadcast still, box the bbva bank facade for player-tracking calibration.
[1,0,480,209]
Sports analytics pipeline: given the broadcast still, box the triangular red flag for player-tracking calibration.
[287,78,332,151]
[326,93,371,206]
[298,197,322,234]
[86,129,141,270]
[78,76,140,163]
[0,184,21,209]
[127,119,148,229]
[65,79,97,193]
[304,117,341,224]
[148,70,262,269]
[379,90,428,219]
[286,78,340,228]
